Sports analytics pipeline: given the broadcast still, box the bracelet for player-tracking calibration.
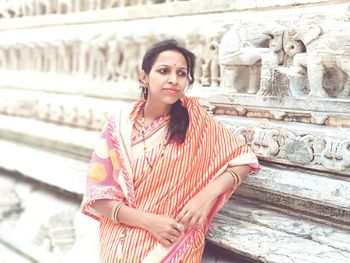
[112,203,124,223]
[226,170,242,186]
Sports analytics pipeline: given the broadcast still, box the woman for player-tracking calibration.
[81,39,260,262]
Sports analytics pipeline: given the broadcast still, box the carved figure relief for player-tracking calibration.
[320,139,350,171]
[251,128,280,158]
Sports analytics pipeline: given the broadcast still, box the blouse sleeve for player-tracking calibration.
[80,117,126,220]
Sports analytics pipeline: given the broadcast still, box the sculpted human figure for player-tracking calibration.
[57,0,78,14]
[185,33,206,85]
[35,0,57,15]
[8,44,20,71]
[34,42,45,72]
[88,36,109,80]
[43,42,58,73]
[22,0,35,16]
[56,40,72,74]
[106,33,122,81]
[208,37,221,87]
[118,36,140,80]
[0,46,9,70]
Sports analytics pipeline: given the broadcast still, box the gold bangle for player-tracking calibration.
[112,203,124,223]
[226,170,242,186]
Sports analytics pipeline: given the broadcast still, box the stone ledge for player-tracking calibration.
[237,164,350,226]
[208,197,350,263]
[0,231,61,263]
[0,140,88,195]
[0,137,349,226]
[0,170,99,263]
[0,0,344,31]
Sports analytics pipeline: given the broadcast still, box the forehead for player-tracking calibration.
[152,50,187,68]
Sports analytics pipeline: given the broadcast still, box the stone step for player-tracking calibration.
[0,170,99,263]
[1,140,349,262]
[207,196,350,263]
[237,163,350,227]
[0,128,349,227]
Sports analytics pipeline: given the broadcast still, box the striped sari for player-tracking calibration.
[81,97,260,262]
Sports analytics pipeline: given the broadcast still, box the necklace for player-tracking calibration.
[141,107,169,169]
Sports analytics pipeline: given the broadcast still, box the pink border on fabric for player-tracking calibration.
[109,113,137,208]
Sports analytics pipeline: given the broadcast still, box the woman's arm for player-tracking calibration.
[175,164,252,230]
[91,200,184,247]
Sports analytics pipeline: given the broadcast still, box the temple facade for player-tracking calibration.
[0,0,349,262]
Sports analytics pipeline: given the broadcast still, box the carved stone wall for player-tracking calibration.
[0,0,349,262]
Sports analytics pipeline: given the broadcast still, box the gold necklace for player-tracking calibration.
[141,108,169,169]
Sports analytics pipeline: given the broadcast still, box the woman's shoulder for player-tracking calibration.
[182,96,216,129]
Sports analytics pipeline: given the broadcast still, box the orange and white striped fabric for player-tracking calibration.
[81,97,260,262]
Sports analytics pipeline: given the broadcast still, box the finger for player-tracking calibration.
[161,239,172,248]
[163,238,173,247]
[179,212,193,228]
[198,217,206,227]
[176,210,188,222]
[170,228,181,238]
[188,217,198,230]
[172,222,184,234]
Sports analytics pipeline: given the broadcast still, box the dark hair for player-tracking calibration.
[140,39,195,144]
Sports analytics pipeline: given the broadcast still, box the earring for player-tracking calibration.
[141,84,148,100]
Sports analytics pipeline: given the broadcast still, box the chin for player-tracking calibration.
[162,96,181,105]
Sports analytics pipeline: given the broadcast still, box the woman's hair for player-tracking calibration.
[140,39,196,144]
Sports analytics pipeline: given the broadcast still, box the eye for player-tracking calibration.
[158,68,169,74]
[177,70,187,77]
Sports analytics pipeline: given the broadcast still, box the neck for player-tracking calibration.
[143,100,172,121]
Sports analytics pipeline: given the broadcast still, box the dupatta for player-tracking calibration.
[81,97,260,262]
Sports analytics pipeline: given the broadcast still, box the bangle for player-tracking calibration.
[112,203,124,223]
[226,170,242,186]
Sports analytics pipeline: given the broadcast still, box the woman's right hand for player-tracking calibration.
[143,214,184,247]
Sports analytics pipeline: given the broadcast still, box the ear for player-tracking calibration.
[139,70,149,86]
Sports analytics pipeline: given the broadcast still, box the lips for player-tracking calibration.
[162,88,180,94]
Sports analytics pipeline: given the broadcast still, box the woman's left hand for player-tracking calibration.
[175,188,217,232]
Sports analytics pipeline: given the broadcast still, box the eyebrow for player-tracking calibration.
[156,64,188,70]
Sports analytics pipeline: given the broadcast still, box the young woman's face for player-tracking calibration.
[143,50,188,106]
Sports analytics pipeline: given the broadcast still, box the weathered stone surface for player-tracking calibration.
[0,170,99,263]
[214,113,350,175]
[0,0,341,30]
[1,0,350,262]
[208,199,350,263]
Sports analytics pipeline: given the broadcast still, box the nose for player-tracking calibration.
[168,71,177,84]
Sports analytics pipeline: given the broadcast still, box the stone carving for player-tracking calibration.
[0,186,21,221]
[251,128,280,158]
[319,139,350,171]
[35,0,56,15]
[219,23,271,93]
[288,22,350,98]
[0,0,191,17]
[218,122,350,173]
[186,33,206,86]
[258,27,306,96]
[283,133,314,165]
[34,210,75,253]
[57,0,75,15]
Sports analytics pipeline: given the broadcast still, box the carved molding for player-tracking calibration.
[0,3,349,102]
[206,93,350,128]
[217,117,350,175]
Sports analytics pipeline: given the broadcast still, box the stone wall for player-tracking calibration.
[0,0,350,262]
